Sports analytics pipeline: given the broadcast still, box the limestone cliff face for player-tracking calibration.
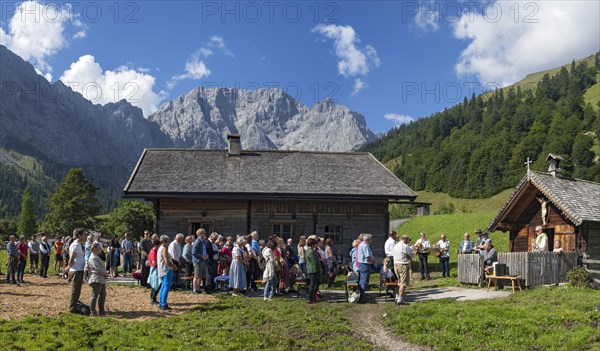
[0,44,172,176]
[148,87,376,152]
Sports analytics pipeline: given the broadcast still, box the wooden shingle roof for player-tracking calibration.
[123,149,417,200]
[488,171,600,231]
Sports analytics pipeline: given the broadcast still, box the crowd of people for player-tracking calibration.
[141,229,349,307]
[4,225,557,314]
[4,227,359,313]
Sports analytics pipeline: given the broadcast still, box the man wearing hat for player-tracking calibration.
[476,231,492,253]
[475,229,484,248]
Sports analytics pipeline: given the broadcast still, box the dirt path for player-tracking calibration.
[351,303,428,351]
[342,286,510,350]
[0,275,215,320]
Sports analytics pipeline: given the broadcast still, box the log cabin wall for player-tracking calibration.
[251,200,388,258]
[156,198,389,258]
[159,199,248,236]
[508,194,576,252]
[584,222,600,281]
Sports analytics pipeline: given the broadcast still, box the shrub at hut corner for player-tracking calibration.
[567,267,592,288]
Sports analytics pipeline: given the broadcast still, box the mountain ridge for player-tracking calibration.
[147,86,376,152]
[0,44,377,217]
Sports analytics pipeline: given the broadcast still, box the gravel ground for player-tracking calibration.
[0,274,215,320]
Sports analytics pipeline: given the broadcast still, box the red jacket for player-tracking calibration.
[17,241,28,259]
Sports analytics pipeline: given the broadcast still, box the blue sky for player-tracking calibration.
[1,1,599,133]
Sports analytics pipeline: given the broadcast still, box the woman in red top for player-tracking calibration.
[148,239,161,304]
[16,236,28,283]
[218,241,233,275]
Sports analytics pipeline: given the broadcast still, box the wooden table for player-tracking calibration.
[486,275,523,294]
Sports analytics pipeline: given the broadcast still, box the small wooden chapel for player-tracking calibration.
[487,154,600,280]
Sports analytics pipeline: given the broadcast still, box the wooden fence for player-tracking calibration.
[458,251,579,287]
[457,254,484,286]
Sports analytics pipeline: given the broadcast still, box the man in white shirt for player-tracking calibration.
[39,236,51,278]
[392,235,414,305]
[168,233,184,290]
[67,228,86,313]
[384,231,398,279]
[414,232,431,280]
[28,235,40,274]
[436,234,451,278]
[384,231,397,259]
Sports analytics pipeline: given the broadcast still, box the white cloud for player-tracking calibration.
[60,55,167,116]
[384,113,415,126]
[312,24,380,77]
[352,78,366,96]
[453,1,600,86]
[0,1,87,80]
[167,35,232,89]
[414,1,440,32]
[208,35,234,57]
[312,24,380,95]
[72,19,88,39]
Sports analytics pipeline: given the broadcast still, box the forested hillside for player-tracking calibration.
[362,53,600,198]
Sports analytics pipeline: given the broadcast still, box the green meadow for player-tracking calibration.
[385,286,600,351]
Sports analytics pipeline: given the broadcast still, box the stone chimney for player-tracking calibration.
[546,153,564,177]
[227,134,241,156]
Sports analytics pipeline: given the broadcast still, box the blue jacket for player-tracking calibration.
[6,241,19,257]
[459,240,475,253]
[192,237,207,265]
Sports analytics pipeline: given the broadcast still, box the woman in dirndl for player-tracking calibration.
[228,237,248,296]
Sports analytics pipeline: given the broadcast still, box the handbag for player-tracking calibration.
[348,291,360,303]
[148,267,160,290]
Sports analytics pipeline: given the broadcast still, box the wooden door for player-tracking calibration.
[554,224,576,252]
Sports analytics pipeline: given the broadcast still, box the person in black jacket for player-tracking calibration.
[204,233,218,293]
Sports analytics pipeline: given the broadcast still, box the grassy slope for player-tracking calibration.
[512,54,595,89]
[413,189,512,214]
[394,211,508,283]
[0,296,377,351]
[394,189,511,253]
[584,72,600,109]
[386,286,600,351]
[391,190,511,283]
[395,212,506,251]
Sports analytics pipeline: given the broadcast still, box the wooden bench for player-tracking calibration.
[296,280,309,298]
[254,279,265,294]
[379,281,397,301]
[345,281,358,299]
[214,275,229,294]
[486,275,523,294]
[181,276,194,290]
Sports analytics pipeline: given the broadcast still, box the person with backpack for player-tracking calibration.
[262,240,278,301]
[87,242,108,316]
